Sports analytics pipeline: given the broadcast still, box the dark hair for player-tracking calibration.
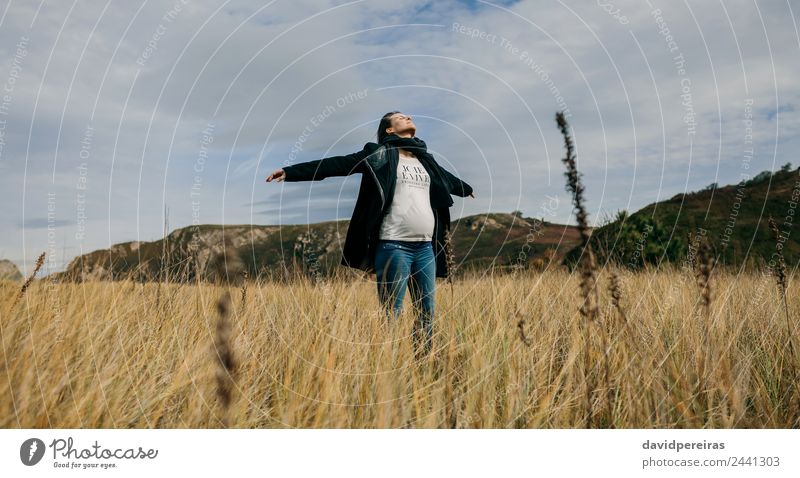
[376,111,402,144]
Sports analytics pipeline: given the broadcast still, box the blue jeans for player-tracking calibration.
[374,239,436,354]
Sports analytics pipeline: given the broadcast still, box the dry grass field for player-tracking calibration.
[1,264,798,429]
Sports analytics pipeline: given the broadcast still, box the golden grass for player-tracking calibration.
[0,265,797,428]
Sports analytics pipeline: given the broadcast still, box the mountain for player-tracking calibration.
[0,259,22,281]
[50,213,584,283]
[46,167,800,283]
[565,166,800,269]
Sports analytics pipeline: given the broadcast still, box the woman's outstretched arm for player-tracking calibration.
[267,143,378,183]
[441,166,475,198]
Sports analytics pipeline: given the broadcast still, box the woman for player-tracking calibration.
[266,111,475,356]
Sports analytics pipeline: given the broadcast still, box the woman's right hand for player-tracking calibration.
[266,168,286,182]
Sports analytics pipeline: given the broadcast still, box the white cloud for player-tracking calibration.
[1,0,798,273]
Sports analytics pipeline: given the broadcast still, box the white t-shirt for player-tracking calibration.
[378,149,435,241]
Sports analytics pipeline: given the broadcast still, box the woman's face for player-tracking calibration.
[387,113,416,136]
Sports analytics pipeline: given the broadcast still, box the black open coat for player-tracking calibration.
[282,141,473,278]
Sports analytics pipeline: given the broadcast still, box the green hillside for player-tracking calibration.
[564,166,800,270]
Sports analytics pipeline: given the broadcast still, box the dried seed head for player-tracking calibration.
[556,111,599,323]
[213,291,237,427]
[13,251,46,307]
[515,309,533,346]
[444,226,457,283]
[693,235,713,310]
[767,216,787,291]
[240,271,248,309]
[608,271,627,324]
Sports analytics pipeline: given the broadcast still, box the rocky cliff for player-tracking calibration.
[51,213,583,283]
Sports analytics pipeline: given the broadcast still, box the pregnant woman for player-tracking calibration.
[266,111,475,357]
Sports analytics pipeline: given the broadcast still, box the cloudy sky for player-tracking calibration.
[1,0,798,274]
